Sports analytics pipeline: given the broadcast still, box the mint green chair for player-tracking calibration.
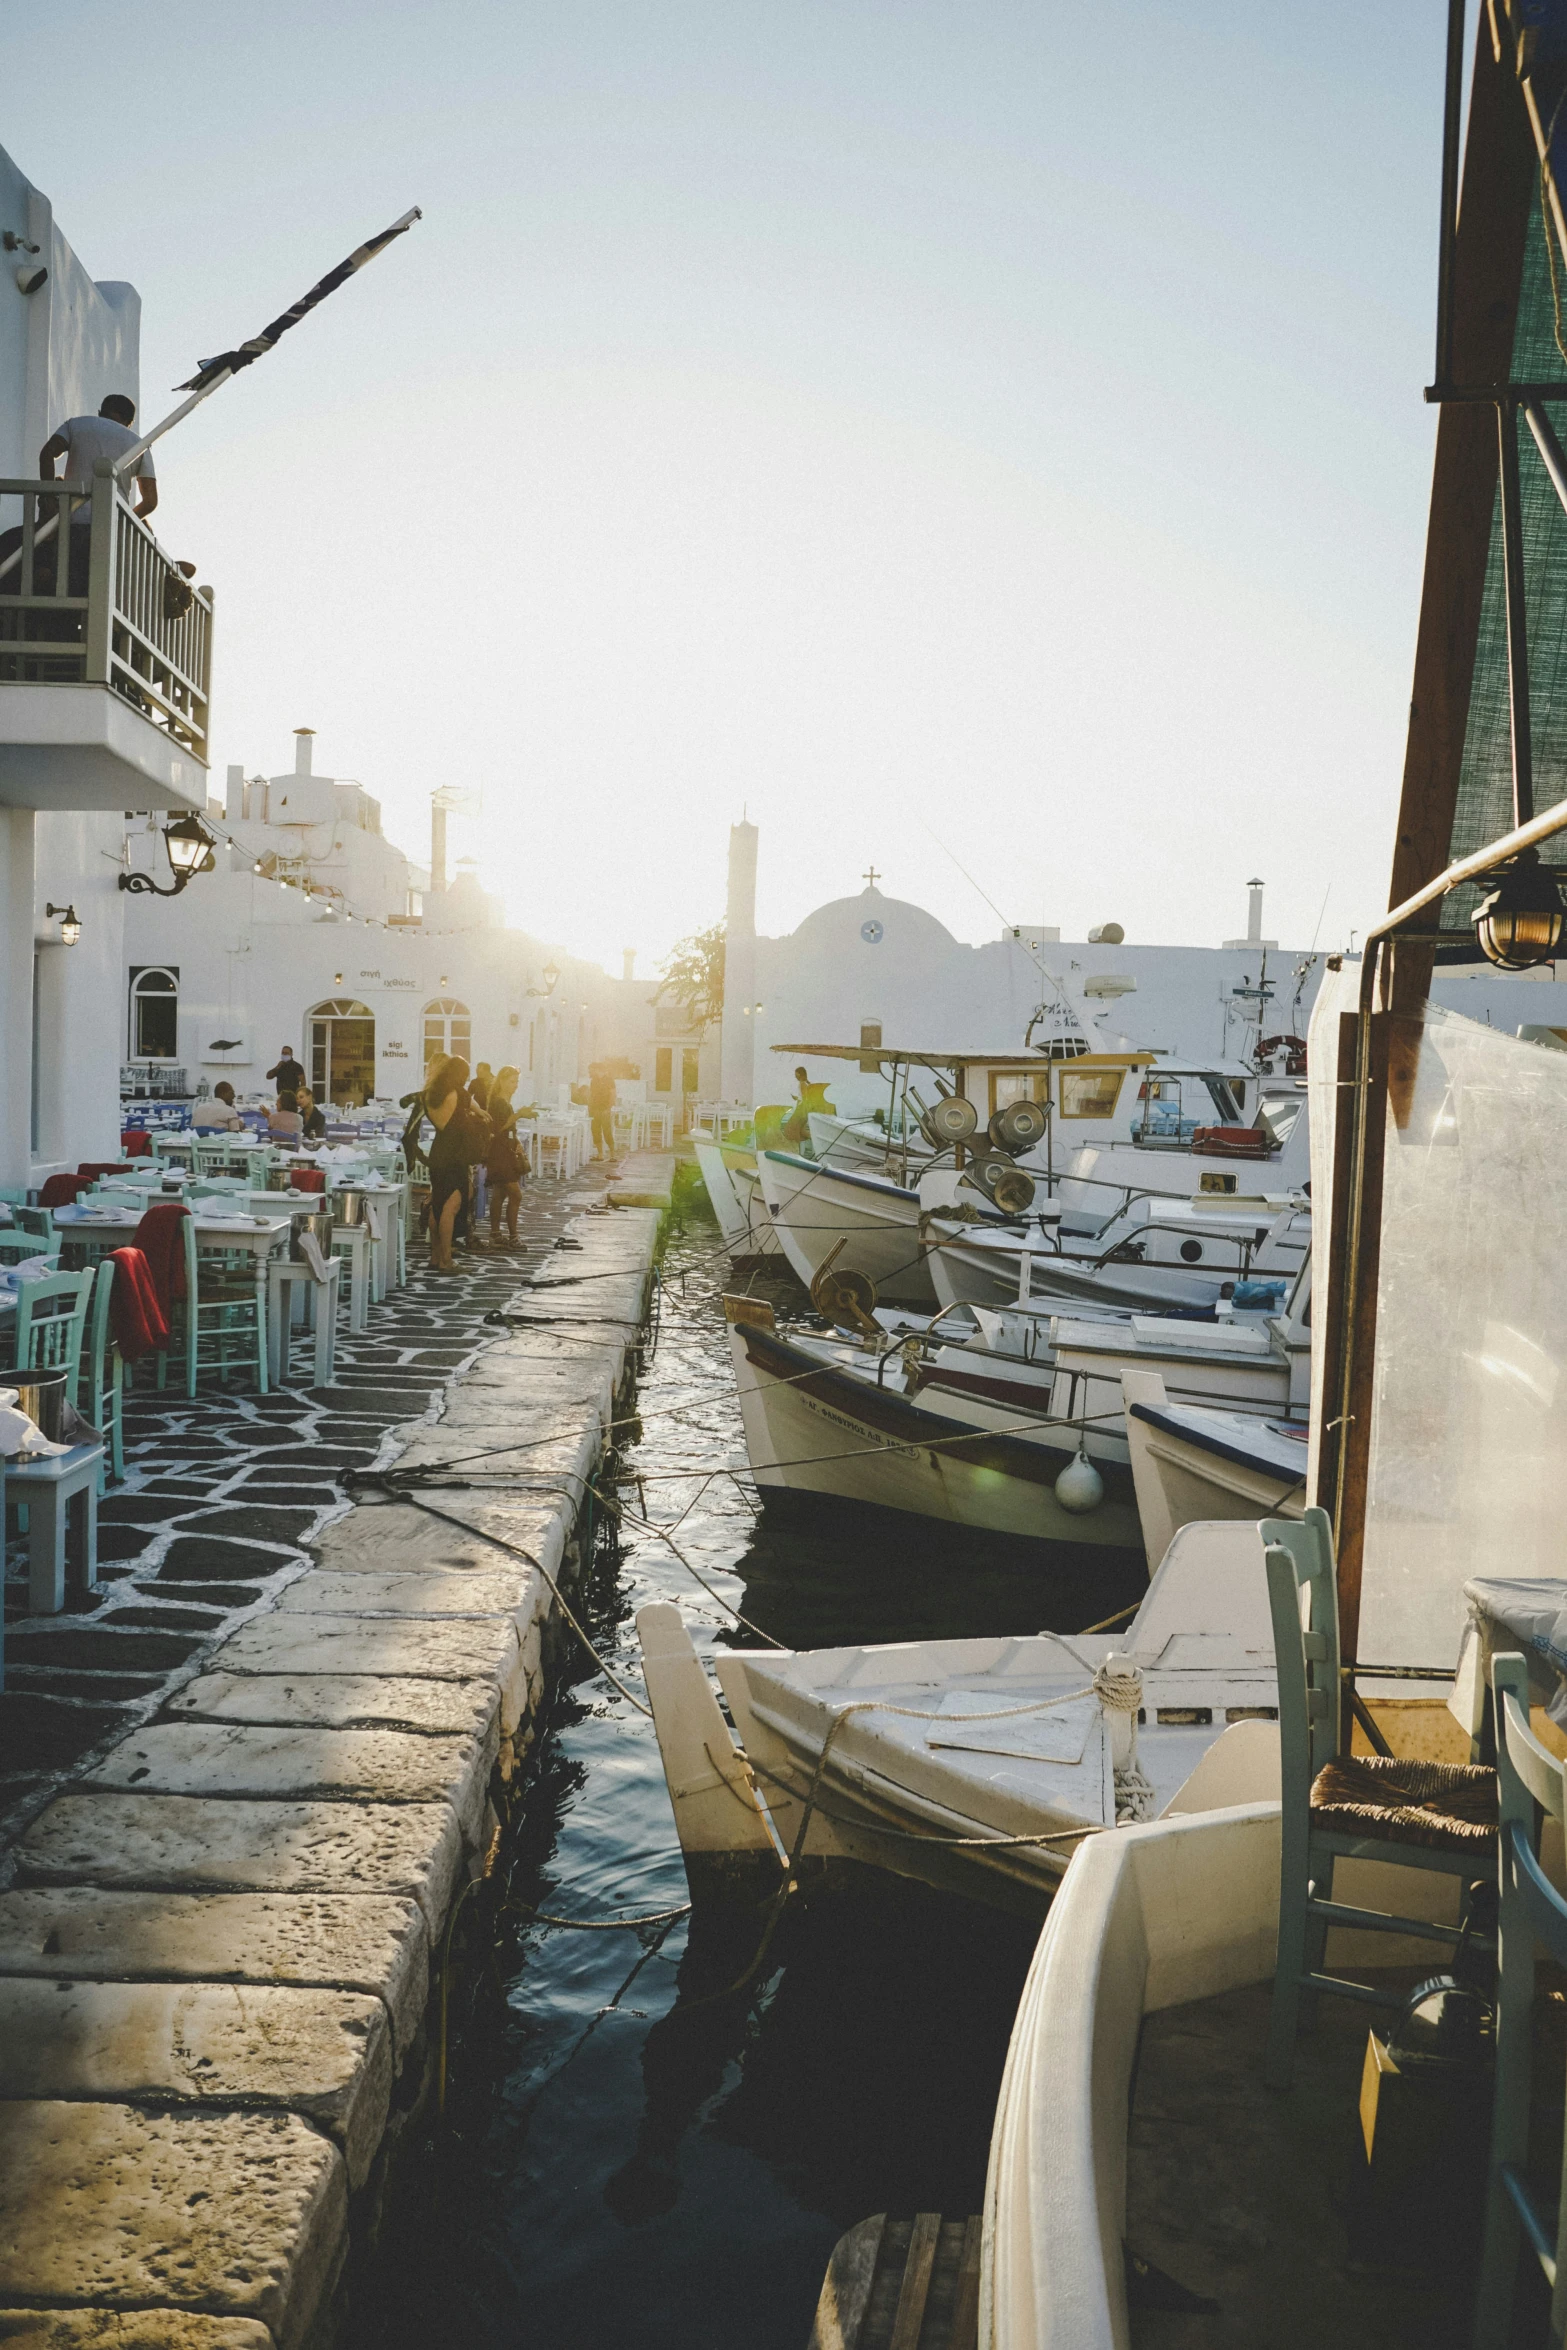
[1263,1508,1498,2089]
[0,1236,60,1268]
[1473,1654,1566,2348]
[166,1213,267,1396]
[84,1259,124,1487]
[13,1269,96,1409]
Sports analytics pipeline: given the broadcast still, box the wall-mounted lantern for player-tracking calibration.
[118,812,218,898]
[45,902,81,945]
[528,962,561,998]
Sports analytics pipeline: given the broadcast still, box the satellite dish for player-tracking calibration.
[988,1099,1046,1155]
[921,1096,978,1146]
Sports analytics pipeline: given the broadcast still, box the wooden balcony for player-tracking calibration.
[0,473,212,811]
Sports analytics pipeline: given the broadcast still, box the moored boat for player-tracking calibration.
[638,1515,1282,1915]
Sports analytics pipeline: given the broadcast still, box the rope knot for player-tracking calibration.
[1093,1656,1144,1715]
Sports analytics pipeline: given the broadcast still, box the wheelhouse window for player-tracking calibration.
[989,1070,1048,1115]
[129,966,179,1059]
[1057,1066,1125,1120]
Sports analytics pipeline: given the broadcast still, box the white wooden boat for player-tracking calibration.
[725,1294,1143,1547]
[1123,1375,1309,1570]
[925,1194,1310,1313]
[754,1148,938,1306]
[638,1518,1282,1915]
[692,1138,784,1259]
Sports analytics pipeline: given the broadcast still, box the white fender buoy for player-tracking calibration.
[1054,1446,1104,1514]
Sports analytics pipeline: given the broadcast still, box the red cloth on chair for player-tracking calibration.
[131,1203,189,1319]
[288,1167,326,1193]
[106,1246,170,1363]
[120,1131,152,1158]
[38,1173,87,1209]
[78,1162,128,1183]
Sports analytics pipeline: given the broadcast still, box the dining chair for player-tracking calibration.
[1263,1507,1498,2089]
[13,1268,96,1409]
[1473,1650,1567,2348]
[166,1212,267,1396]
[0,1237,61,1269]
[14,1207,54,1241]
[84,1258,125,1487]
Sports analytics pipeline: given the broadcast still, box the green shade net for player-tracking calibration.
[1440,173,1567,953]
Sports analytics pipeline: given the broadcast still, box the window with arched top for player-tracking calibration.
[306,998,376,1108]
[422,997,471,1067]
[129,966,179,1059]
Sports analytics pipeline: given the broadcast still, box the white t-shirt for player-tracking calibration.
[55,415,154,520]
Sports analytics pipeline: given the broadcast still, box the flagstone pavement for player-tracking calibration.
[0,1171,626,1858]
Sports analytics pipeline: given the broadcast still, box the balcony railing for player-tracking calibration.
[0,472,213,766]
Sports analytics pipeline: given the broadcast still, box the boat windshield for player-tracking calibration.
[1335,1003,1567,1674]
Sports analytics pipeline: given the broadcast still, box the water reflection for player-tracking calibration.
[354,1210,1138,2350]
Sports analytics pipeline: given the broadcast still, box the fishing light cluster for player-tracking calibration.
[1471,850,1566,971]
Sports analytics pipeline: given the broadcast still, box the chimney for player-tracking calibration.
[226,764,245,823]
[1247,877,1264,945]
[622,948,637,983]
[430,795,447,894]
[293,728,315,778]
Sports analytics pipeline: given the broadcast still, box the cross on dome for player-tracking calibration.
[863,865,881,888]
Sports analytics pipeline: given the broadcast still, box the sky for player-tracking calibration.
[21,1,1452,973]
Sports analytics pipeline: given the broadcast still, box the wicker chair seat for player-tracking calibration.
[1309,1751,1497,1850]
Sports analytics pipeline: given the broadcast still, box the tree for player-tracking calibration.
[657,921,726,1035]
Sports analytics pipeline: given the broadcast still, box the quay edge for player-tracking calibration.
[0,1173,671,2350]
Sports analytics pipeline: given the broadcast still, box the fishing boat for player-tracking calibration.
[753,1149,938,1306]
[923,1190,1310,1313]
[691,1136,784,1260]
[724,1292,1143,1546]
[637,1515,1282,1915]
[1124,1377,1309,1569]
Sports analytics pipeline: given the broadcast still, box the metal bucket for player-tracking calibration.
[288,1209,336,1263]
[0,1364,67,1441]
[265,1166,291,1191]
[333,1187,369,1227]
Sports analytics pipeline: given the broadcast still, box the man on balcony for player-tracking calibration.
[40,396,157,527]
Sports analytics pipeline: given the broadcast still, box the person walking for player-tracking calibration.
[588,1062,617,1160]
[424,1056,469,1274]
[486,1065,527,1245]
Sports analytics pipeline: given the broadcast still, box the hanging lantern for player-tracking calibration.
[1472,850,1565,970]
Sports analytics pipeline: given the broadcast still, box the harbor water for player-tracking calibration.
[355,1199,1146,2349]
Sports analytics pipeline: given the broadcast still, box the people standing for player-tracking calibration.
[424,1056,469,1275]
[266,1045,307,1095]
[486,1065,527,1245]
[588,1062,617,1160]
[38,396,157,591]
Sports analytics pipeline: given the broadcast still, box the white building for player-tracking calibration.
[718,822,1567,1121]
[119,728,722,1117]
[1,141,212,1188]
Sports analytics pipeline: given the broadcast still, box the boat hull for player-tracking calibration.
[757,1149,938,1306]
[925,1224,1222,1314]
[730,1317,1141,1549]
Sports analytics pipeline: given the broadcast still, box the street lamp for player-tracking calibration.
[45,902,81,945]
[118,812,218,897]
[528,962,560,998]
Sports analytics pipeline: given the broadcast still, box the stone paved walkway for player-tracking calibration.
[0,1164,647,1856]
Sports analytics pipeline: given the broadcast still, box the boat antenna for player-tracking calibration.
[921,818,1085,1044]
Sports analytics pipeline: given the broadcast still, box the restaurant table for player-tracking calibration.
[1459,1578,1567,1736]
[237,1192,381,1330]
[52,1207,293,1393]
[7,1440,103,1613]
